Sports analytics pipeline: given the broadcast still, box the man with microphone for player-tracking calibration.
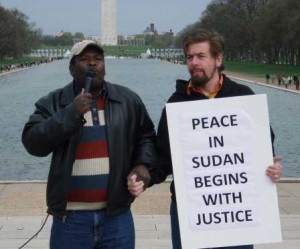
[22,40,156,249]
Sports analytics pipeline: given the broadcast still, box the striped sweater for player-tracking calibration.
[66,97,109,210]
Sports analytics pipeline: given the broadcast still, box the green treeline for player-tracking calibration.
[176,0,300,66]
[0,6,42,59]
[0,5,84,60]
[1,0,300,66]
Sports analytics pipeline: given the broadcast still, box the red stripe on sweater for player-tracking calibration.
[76,141,109,159]
[68,189,107,202]
[97,97,106,110]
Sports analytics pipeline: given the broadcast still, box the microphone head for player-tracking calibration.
[84,68,96,93]
[86,68,96,79]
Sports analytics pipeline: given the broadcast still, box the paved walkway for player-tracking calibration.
[225,71,300,94]
[0,179,300,248]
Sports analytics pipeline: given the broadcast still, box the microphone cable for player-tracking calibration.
[18,214,50,249]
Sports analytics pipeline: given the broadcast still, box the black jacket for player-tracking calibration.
[22,81,156,217]
[155,74,275,201]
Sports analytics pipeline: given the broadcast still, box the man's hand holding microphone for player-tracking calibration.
[74,68,96,115]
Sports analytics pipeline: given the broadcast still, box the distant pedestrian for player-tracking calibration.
[283,75,289,89]
[293,74,298,85]
[288,76,292,85]
[277,74,282,85]
[296,80,299,90]
[271,74,275,84]
[266,73,270,84]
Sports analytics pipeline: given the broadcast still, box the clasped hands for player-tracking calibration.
[127,156,283,198]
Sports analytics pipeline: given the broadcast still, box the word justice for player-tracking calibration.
[195,209,253,225]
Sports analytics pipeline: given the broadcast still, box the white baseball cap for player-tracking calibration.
[69,40,104,63]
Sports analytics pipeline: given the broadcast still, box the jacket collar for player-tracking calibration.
[102,81,122,102]
[60,82,76,106]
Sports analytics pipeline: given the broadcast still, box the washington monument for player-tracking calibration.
[101,0,117,45]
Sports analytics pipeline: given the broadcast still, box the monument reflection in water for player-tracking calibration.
[0,59,299,180]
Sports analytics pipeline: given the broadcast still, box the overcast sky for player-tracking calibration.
[0,0,212,36]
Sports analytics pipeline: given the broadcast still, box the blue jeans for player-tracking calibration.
[170,201,253,249]
[50,209,135,249]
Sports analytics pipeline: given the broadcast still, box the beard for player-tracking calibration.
[190,75,210,87]
[190,64,217,88]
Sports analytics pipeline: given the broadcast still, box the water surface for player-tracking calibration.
[0,59,298,179]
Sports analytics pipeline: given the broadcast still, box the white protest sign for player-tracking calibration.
[166,94,282,249]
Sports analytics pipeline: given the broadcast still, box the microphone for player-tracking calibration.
[84,68,96,93]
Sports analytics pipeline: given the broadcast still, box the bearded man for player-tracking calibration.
[154,29,283,249]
